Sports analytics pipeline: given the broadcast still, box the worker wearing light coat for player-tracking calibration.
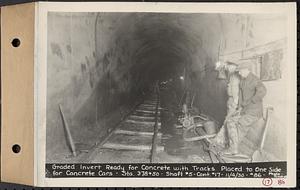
[215,61,240,116]
[225,62,240,117]
[212,61,240,147]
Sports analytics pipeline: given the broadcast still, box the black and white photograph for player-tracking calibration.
[33,2,296,187]
[46,11,288,163]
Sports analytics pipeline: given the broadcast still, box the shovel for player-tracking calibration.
[251,107,273,162]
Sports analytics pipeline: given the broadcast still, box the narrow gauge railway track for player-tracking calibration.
[82,86,163,163]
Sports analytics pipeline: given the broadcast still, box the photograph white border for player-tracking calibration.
[35,2,297,187]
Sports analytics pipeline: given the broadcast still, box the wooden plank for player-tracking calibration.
[142,103,157,106]
[59,105,77,156]
[128,116,161,123]
[220,38,286,61]
[131,113,155,117]
[107,133,153,145]
[1,3,35,186]
[139,103,156,108]
[139,105,162,109]
[144,101,157,105]
[121,123,155,132]
[139,106,157,110]
[103,143,164,152]
[103,133,164,152]
[114,129,162,137]
[135,109,160,114]
[125,119,155,126]
[137,107,156,111]
[103,143,152,151]
[128,115,155,121]
[132,113,155,117]
[140,103,156,106]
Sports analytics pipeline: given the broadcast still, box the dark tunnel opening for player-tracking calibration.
[92,12,226,122]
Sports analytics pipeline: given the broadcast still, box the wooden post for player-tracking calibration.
[59,104,77,157]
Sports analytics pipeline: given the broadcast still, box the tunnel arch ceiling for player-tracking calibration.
[95,13,224,86]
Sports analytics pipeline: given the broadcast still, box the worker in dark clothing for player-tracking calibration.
[222,61,267,155]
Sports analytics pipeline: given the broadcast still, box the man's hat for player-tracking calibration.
[225,61,238,66]
[215,61,224,70]
[237,60,252,71]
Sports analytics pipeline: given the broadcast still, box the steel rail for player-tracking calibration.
[77,99,144,163]
[150,83,160,163]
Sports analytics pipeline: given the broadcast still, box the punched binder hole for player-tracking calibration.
[12,144,21,153]
[11,38,21,47]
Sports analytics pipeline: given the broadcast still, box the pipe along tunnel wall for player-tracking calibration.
[46,13,287,162]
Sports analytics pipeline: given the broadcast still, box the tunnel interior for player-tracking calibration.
[91,12,227,121]
[46,12,287,162]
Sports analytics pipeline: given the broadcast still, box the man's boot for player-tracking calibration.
[221,121,239,155]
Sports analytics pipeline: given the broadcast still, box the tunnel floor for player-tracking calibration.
[49,84,212,163]
[72,84,212,163]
